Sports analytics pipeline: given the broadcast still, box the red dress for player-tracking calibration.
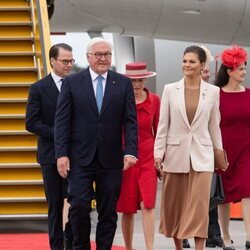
[218,88,250,203]
[117,89,160,213]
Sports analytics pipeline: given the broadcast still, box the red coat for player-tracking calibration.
[117,89,160,213]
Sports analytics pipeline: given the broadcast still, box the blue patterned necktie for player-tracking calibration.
[96,75,103,113]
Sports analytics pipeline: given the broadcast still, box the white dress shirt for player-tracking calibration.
[89,67,108,96]
[51,71,63,92]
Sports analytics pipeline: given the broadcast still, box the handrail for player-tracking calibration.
[30,0,36,35]
[32,43,37,70]
[35,0,50,76]
[37,58,42,80]
[29,0,43,80]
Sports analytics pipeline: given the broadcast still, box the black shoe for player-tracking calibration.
[223,246,235,250]
[183,239,191,248]
[246,241,250,250]
[206,235,224,248]
[64,235,73,250]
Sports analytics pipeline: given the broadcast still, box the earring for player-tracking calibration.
[201,69,203,74]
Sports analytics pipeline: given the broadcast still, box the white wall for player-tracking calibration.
[113,35,134,74]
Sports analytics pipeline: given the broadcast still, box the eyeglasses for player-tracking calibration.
[88,52,112,60]
[56,59,75,66]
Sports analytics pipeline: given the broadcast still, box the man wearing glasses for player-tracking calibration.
[26,43,74,250]
[55,37,138,250]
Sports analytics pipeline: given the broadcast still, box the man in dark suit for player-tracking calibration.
[55,37,138,250]
[26,43,74,250]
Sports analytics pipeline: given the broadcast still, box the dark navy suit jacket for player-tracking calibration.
[26,74,59,164]
[54,68,138,168]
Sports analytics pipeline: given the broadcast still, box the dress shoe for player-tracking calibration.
[223,246,235,250]
[183,239,191,248]
[64,235,73,250]
[206,235,224,247]
[246,241,250,250]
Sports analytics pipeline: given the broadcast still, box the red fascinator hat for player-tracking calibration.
[221,45,247,71]
[125,62,156,79]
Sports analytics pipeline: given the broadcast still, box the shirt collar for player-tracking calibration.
[51,71,63,83]
[137,88,153,113]
[89,67,108,81]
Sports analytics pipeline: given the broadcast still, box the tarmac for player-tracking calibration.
[0,180,247,250]
[106,181,247,250]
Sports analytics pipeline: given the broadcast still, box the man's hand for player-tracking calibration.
[57,156,70,178]
[123,156,137,170]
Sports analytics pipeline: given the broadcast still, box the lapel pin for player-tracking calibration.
[112,81,116,84]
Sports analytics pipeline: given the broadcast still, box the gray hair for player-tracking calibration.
[86,37,113,53]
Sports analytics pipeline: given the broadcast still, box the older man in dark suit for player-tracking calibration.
[55,37,138,250]
[26,43,74,250]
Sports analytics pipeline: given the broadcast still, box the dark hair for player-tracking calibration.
[214,64,229,88]
[49,43,72,60]
[215,62,247,88]
[183,45,207,63]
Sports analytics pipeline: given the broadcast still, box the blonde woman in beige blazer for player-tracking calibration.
[154,46,224,250]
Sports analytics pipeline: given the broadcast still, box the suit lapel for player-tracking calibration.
[191,81,207,125]
[80,70,99,115]
[42,74,59,105]
[176,80,191,129]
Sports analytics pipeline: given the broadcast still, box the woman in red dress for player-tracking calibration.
[117,62,160,250]
[215,46,250,250]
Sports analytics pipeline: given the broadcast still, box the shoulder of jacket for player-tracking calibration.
[148,91,160,99]
[31,74,51,88]
[202,81,218,90]
[164,81,180,90]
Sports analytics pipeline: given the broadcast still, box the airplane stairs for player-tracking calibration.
[0,0,51,220]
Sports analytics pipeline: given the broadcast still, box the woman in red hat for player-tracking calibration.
[117,62,160,250]
[215,46,250,250]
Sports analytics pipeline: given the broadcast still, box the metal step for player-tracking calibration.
[0,36,36,41]
[0,21,33,26]
[0,67,38,72]
[0,52,40,56]
[0,146,37,152]
[0,98,27,103]
[0,7,31,11]
[0,82,33,87]
[0,214,47,220]
[0,130,31,135]
[0,163,40,169]
[0,180,43,185]
[0,114,25,119]
[0,197,46,203]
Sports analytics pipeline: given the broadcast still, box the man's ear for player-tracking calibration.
[50,58,55,67]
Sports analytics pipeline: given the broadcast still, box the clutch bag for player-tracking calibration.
[209,173,225,211]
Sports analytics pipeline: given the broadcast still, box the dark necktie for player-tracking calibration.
[60,79,64,91]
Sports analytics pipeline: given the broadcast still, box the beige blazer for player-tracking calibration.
[154,78,223,173]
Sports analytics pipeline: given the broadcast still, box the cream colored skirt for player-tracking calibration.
[159,167,212,239]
